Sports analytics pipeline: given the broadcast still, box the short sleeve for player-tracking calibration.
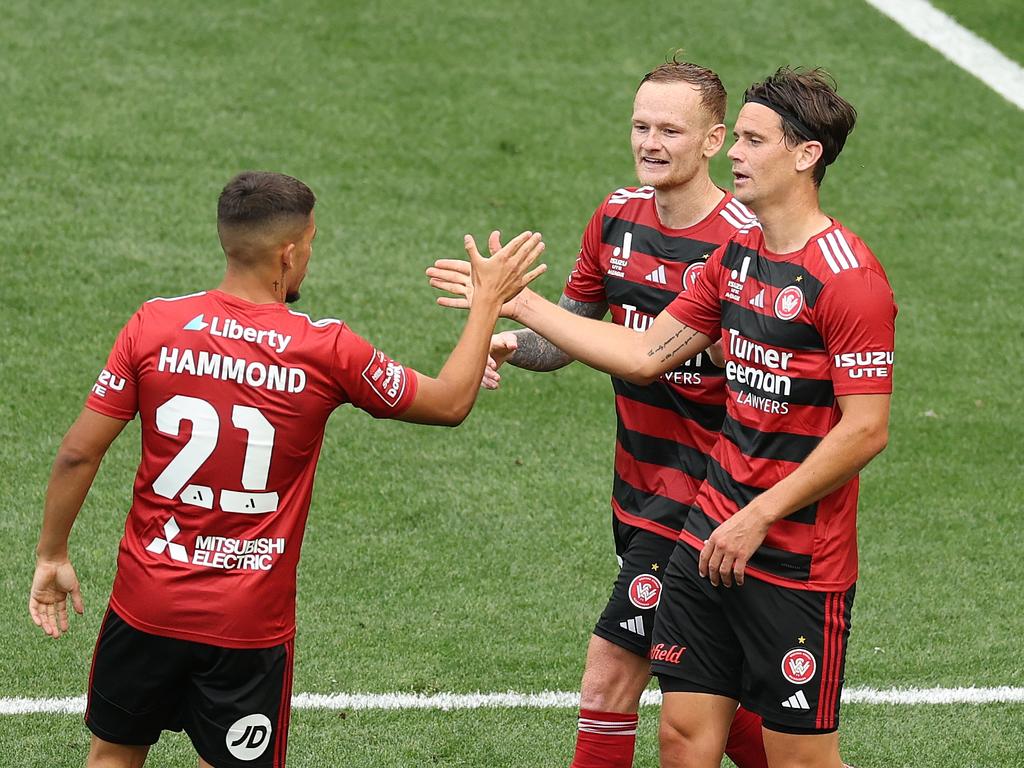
[563,202,608,303]
[818,269,897,395]
[85,309,142,420]
[331,325,419,418]
[664,244,726,340]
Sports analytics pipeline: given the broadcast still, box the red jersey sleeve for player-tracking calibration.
[85,308,142,421]
[664,244,726,341]
[331,325,419,417]
[818,269,897,395]
[563,200,608,303]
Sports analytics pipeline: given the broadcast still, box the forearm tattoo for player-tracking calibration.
[648,327,701,365]
[508,296,607,371]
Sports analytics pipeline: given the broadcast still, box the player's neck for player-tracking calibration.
[217,269,286,305]
[754,186,832,255]
[653,175,724,230]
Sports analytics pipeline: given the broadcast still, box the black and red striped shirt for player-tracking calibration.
[667,219,896,590]
[564,186,756,540]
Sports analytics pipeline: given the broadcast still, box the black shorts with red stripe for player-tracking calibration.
[86,608,294,766]
[650,541,855,733]
[593,516,677,657]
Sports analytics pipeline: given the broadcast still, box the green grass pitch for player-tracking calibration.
[1,0,1022,766]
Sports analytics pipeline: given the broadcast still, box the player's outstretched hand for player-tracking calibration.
[465,230,546,315]
[426,257,473,309]
[29,559,84,639]
[427,230,546,314]
[483,331,518,390]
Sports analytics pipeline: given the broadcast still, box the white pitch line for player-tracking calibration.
[863,0,1024,110]
[4,687,1024,716]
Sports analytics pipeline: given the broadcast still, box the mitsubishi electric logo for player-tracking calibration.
[145,516,189,562]
[181,314,292,353]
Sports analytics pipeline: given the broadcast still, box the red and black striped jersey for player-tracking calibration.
[563,186,756,540]
[666,220,896,590]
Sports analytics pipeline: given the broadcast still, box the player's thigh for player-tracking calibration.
[762,728,842,768]
[650,540,744,700]
[727,580,855,735]
[86,608,190,748]
[593,519,676,658]
[183,637,295,768]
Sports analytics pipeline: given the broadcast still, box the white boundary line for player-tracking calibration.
[4,687,1024,716]
[863,0,1024,110]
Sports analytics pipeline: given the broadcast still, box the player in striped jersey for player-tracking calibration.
[449,68,891,768]
[428,60,768,768]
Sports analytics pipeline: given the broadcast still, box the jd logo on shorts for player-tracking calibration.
[226,713,273,760]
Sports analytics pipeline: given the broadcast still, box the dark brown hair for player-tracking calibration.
[638,56,727,125]
[743,68,857,186]
[217,171,315,230]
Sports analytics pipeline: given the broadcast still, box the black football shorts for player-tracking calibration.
[593,516,678,657]
[86,607,294,766]
[650,541,855,734]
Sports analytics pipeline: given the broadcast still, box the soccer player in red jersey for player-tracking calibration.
[428,60,768,768]
[28,171,546,768]
[436,68,893,768]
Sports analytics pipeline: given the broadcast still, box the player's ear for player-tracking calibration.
[794,140,824,174]
[704,123,727,158]
[282,242,296,271]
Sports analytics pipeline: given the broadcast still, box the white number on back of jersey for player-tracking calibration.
[152,396,278,514]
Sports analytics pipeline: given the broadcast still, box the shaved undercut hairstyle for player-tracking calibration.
[743,67,857,186]
[638,56,728,125]
[217,171,316,262]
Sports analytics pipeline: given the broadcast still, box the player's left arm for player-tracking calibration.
[699,393,890,586]
[30,408,129,638]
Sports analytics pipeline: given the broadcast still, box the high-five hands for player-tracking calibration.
[428,231,543,390]
[461,230,547,310]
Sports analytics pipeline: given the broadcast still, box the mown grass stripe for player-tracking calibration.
[864,0,1024,109]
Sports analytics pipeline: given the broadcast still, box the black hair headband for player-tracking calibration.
[744,96,817,143]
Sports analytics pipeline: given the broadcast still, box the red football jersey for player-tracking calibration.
[564,186,756,539]
[667,220,896,590]
[85,290,419,647]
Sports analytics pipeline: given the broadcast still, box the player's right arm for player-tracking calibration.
[30,408,128,638]
[398,231,547,425]
[505,288,710,383]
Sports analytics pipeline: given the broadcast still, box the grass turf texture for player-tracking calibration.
[1,0,1022,765]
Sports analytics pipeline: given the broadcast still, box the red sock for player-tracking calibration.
[570,708,639,768]
[724,705,768,768]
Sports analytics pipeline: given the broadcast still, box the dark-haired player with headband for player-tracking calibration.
[436,68,894,768]
[28,171,546,768]
[429,59,769,768]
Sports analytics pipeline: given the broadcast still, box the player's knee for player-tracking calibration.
[87,736,149,768]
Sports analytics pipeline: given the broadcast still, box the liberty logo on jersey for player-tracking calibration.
[781,648,817,684]
[628,574,661,609]
[183,314,292,353]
